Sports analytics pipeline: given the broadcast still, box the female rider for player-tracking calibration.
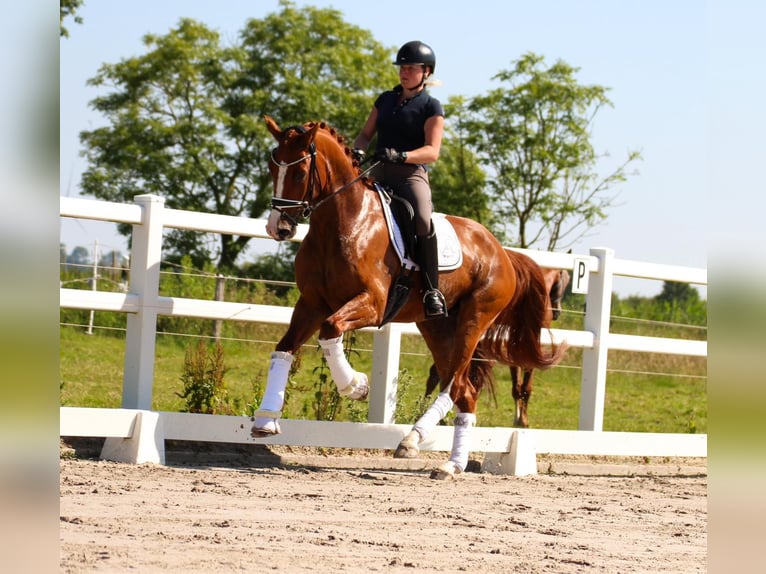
[354,40,447,318]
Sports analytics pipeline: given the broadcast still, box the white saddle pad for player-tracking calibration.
[376,186,463,271]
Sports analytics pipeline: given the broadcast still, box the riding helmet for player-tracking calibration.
[394,41,436,74]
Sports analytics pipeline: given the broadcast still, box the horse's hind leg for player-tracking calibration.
[396,322,485,479]
[424,289,513,478]
[425,363,440,397]
[511,366,534,428]
[395,384,455,459]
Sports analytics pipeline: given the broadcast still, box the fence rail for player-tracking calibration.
[59,195,707,471]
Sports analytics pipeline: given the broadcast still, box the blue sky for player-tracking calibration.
[59,0,765,297]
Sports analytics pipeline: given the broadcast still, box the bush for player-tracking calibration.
[176,340,233,414]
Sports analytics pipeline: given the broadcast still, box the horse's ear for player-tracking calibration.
[306,124,319,147]
[298,122,320,148]
[264,115,282,140]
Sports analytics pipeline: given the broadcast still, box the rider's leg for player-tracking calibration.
[380,164,447,318]
[416,223,447,318]
[407,168,447,318]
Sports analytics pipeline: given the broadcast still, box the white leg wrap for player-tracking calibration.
[448,412,477,473]
[412,391,454,443]
[252,351,294,434]
[319,335,369,400]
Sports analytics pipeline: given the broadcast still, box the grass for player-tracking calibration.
[59,321,707,434]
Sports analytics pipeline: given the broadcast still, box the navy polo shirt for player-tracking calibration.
[374,87,444,152]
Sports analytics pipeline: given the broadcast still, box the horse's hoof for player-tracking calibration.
[393,431,421,459]
[251,418,281,438]
[339,373,369,401]
[429,461,461,480]
[394,443,420,459]
[429,468,455,480]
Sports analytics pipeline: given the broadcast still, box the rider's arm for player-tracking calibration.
[402,114,443,165]
[354,107,378,151]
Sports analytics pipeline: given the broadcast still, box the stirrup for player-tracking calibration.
[423,289,448,318]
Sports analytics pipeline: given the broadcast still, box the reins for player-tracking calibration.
[305,160,379,216]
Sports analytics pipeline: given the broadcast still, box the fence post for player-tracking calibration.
[368,323,402,423]
[578,247,615,431]
[122,194,165,410]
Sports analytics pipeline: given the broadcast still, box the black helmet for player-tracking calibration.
[394,41,436,74]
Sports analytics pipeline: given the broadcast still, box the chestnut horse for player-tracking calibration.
[425,252,570,428]
[252,117,563,479]
[509,260,570,427]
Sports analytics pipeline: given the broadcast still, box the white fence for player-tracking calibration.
[59,194,707,471]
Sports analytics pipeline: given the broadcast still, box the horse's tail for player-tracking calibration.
[479,261,567,371]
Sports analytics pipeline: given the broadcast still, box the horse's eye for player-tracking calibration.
[293,170,306,183]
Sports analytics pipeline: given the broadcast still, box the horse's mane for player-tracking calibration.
[306,121,364,171]
[307,121,346,146]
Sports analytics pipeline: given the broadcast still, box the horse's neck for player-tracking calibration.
[314,179,376,230]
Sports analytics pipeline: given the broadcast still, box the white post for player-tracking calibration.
[368,323,402,423]
[122,194,165,410]
[578,247,614,431]
[87,239,98,335]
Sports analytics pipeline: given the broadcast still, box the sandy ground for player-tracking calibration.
[60,442,707,573]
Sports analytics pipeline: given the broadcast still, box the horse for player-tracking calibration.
[509,261,570,427]
[252,116,564,479]
[425,251,570,427]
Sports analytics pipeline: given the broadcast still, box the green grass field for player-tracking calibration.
[59,319,707,434]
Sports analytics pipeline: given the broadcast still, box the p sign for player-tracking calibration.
[571,257,590,294]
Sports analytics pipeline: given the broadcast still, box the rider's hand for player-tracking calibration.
[352,148,366,163]
[376,148,407,164]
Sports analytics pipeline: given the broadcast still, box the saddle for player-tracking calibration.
[373,183,462,326]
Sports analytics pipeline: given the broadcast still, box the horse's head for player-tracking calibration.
[264,116,322,241]
[264,115,358,241]
[549,269,570,321]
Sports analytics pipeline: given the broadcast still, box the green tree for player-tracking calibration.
[66,246,91,268]
[654,281,706,327]
[60,0,84,38]
[79,1,397,273]
[465,52,641,250]
[656,281,699,306]
[238,1,397,137]
[240,245,298,296]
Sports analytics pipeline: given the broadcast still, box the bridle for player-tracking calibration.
[269,125,319,228]
[269,125,379,226]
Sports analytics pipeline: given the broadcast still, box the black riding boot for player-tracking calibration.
[416,228,448,318]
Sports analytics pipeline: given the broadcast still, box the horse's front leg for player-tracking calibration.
[251,298,325,438]
[316,333,369,400]
[313,291,385,401]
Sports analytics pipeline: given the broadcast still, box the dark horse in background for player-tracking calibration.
[253,117,564,479]
[425,251,570,427]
